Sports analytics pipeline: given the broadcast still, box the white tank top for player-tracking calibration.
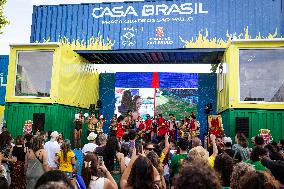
[89,177,105,189]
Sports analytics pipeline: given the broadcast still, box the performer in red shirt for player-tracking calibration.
[144,114,152,141]
[116,115,125,141]
[157,114,168,142]
[137,117,146,139]
[189,112,199,137]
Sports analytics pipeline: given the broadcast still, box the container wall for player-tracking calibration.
[6,45,59,104]
[216,49,230,113]
[5,103,90,144]
[225,41,284,111]
[56,46,100,109]
[6,45,99,109]
[31,0,283,49]
[221,109,284,142]
[99,73,115,133]
[197,73,217,140]
[0,106,5,123]
[0,55,9,105]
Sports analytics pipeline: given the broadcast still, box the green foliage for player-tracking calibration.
[210,64,219,73]
[0,0,9,34]
[210,62,224,73]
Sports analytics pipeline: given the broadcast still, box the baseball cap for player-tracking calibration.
[223,137,232,144]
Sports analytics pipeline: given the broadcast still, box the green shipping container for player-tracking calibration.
[221,109,284,144]
[4,103,91,146]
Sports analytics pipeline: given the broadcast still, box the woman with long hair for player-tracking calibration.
[121,149,162,189]
[232,133,250,161]
[103,136,119,172]
[81,153,117,189]
[118,90,133,116]
[132,96,141,120]
[146,151,166,189]
[0,131,13,184]
[0,131,13,155]
[189,113,199,138]
[10,135,26,189]
[102,136,124,187]
[55,140,76,179]
[214,153,235,188]
[25,136,49,189]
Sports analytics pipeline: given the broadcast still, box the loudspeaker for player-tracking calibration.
[90,104,96,110]
[236,117,249,137]
[33,113,45,133]
[97,100,102,109]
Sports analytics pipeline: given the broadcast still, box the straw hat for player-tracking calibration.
[87,132,97,141]
[51,131,59,139]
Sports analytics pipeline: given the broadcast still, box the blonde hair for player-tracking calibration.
[188,146,209,162]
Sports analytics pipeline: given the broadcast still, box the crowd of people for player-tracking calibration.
[0,111,283,189]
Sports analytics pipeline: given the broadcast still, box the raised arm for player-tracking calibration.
[162,134,170,155]
[42,150,50,172]
[120,148,138,189]
[116,152,126,173]
[210,134,218,158]
[99,163,118,189]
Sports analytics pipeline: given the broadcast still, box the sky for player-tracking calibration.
[0,0,211,73]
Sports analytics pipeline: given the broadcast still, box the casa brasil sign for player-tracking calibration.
[92,3,208,18]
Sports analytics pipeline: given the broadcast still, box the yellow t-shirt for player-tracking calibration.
[208,155,215,167]
[57,150,75,172]
[160,152,165,164]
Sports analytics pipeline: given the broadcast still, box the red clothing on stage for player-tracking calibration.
[145,119,152,131]
[138,123,145,131]
[189,120,196,130]
[157,118,168,137]
[116,123,124,138]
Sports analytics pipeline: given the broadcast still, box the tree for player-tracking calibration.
[0,0,9,34]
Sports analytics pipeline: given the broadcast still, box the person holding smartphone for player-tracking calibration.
[82,153,117,189]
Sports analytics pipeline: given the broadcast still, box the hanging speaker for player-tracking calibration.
[97,100,102,109]
[90,104,96,110]
[33,113,45,133]
[236,117,249,137]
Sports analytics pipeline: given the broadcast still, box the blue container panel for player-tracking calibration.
[115,72,153,88]
[0,56,8,105]
[31,0,283,49]
[115,72,199,88]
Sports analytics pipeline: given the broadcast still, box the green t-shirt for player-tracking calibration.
[170,153,188,175]
[245,160,267,171]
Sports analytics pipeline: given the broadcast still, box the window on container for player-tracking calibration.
[15,51,54,97]
[239,49,284,102]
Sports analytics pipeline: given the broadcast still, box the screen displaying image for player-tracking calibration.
[156,88,198,120]
[114,88,155,119]
[114,88,198,120]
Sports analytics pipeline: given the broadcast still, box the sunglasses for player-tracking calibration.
[146,148,154,151]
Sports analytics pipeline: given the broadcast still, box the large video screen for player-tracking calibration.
[115,88,198,120]
[156,88,198,120]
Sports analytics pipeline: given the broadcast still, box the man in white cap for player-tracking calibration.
[44,131,60,169]
[82,132,98,155]
[223,136,235,158]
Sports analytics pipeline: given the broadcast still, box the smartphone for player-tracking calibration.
[98,156,104,166]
